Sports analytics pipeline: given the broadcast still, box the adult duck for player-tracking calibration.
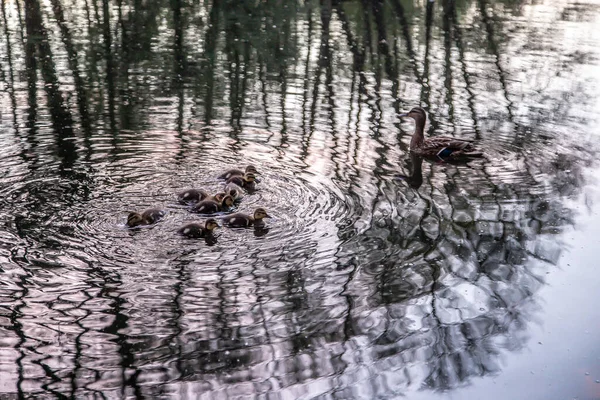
[399,107,482,160]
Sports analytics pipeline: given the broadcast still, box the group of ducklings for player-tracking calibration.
[126,165,271,238]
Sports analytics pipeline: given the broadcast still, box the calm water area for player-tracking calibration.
[1,0,600,398]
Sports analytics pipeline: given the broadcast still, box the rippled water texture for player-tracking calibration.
[1,0,600,398]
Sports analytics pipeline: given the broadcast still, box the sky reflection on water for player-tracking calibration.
[1,0,600,398]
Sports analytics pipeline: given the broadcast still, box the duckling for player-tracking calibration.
[178,188,209,205]
[126,208,166,228]
[224,183,244,201]
[209,192,227,202]
[226,172,257,191]
[399,107,483,160]
[178,218,220,238]
[191,195,235,214]
[218,165,258,180]
[222,207,271,228]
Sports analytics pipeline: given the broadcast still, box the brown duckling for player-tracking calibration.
[209,192,227,202]
[226,172,257,191]
[222,207,271,228]
[218,165,258,180]
[178,188,209,205]
[191,195,235,214]
[178,218,220,238]
[127,208,166,228]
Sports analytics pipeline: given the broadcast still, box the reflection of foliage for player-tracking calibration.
[0,0,597,398]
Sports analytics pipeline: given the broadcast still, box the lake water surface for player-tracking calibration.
[1,0,600,398]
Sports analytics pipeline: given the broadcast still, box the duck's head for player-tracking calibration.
[213,192,226,202]
[245,165,258,174]
[204,218,220,231]
[253,207,271,220]
[221,195,235,208]
[227,187,240,198]
[243,172,257,183]
[127,212,144,227]
[399,107,427,121]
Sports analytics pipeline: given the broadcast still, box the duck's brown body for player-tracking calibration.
[218,165,258,180]
[191,195,234,214]
[178,189,209,204]
[400,107,482,160]
[222,208,271,228]
[178,218,219,238]
[127,208,166,227]
[226,174,257,191]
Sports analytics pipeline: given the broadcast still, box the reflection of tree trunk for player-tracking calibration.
[257,56,272,131]
[422,0,437,134]
[203,0,220,125]
[359,0,373,59]
[442,0,456,128]
[1,1,19,136]
[172,0,185,134]
[389,0,421,83]
[334,2,364,71]
[102,0,117,133]
[100,288,143,398]
[25,2,38,143]
[478,0,514,121]
[10,275,28,399]
[451,3,480,137]
[303,0,332,161]
[25,0,77,170]
[371,0,397,90]
[301,5,313,138]
[49,0,91,135]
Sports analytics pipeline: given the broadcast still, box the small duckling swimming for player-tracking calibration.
[178,188,209,205]
[209,192,227,202]
[126,208,166,228]
[178,218,220,238]
[222,207,271,228]
[226,172,257,191]
[191,195,235,214]
[218,165,258,180]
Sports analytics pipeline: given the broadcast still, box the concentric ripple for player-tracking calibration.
[2,130,359,279]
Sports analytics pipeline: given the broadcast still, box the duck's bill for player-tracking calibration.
[398,112,408,118]
[265,214,273,218]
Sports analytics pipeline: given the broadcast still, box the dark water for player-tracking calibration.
[1,0,600,398]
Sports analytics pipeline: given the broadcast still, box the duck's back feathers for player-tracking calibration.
[178,223,208,238]
[222,212,253,228]
[219,169,245,180]
[417,136,481,159]
[178,189,209,204]
[191,200,220,214]
[141,208,166,223]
